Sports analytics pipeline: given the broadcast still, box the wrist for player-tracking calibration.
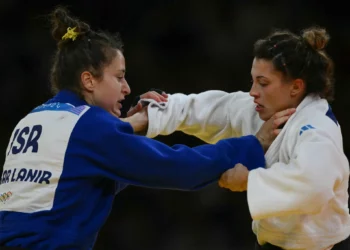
[120,117,135,132]
[256,135,268,153]
[121,117,148,135]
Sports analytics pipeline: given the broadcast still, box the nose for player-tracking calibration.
[249,82,259,98]
[122,80,131,96]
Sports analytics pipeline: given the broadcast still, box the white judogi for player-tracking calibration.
[145,90,350,250]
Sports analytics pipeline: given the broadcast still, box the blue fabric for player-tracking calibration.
[326,105,338,125]
[0,90,265,249]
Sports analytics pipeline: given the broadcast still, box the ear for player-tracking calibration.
[80,71,95,92]
[290,78,305,97]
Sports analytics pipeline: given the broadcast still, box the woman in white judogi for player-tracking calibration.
[143,26,350,250]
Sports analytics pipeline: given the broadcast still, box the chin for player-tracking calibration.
[111,110,121,118]
[258,112,271,121]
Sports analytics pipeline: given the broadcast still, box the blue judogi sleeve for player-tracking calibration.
[67,107,265,190]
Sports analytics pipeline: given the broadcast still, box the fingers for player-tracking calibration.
[218,171,230,188]
[273,128,282,136]
[272,114,291,129]
[140,91,168,102]
[273,108,296,119]
[127,102,143,117]
[218,164,248,192]
[128,89,167,117]
[218,167,233,187]
[218,177,225,188]
[272,108,296,128]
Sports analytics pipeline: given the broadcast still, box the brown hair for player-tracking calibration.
[253,26,334,101]
[49,6,124,95]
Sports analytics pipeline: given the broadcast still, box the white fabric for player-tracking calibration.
[145,90,350,250]
[0,105,89,212]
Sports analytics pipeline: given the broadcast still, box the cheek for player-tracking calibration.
[267,89,291,112]
[103,88,120,106]
[95,80,120,107]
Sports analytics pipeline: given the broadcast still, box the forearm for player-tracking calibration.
[146,91,235,142]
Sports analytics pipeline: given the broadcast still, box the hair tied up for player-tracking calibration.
[301,27,330,51]
[62,27,79,41]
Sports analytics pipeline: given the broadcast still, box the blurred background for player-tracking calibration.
[1,0,350,249]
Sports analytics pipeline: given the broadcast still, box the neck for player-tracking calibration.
[82,92,96,106]
[291,92,307,109]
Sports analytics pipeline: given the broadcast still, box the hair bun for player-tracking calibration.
[50,6,90,46]
[301,27,330,51]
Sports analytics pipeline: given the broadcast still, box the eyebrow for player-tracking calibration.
[256,76,268,79]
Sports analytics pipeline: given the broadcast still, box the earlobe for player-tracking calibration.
[81,71,94,92]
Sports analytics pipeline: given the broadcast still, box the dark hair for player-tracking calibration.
[253,26,334,101]
[49,6,124,95]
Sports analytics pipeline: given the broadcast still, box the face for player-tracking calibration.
[250,58,302,121]
[82,50,131,117]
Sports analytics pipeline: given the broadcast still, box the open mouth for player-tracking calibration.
[255,104,264,111]
[117,99,124,108]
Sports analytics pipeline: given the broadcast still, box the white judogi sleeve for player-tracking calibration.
[146,90,260,144]
[247,124,349,220]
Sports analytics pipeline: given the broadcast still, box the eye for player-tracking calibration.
[259,82,268,87]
